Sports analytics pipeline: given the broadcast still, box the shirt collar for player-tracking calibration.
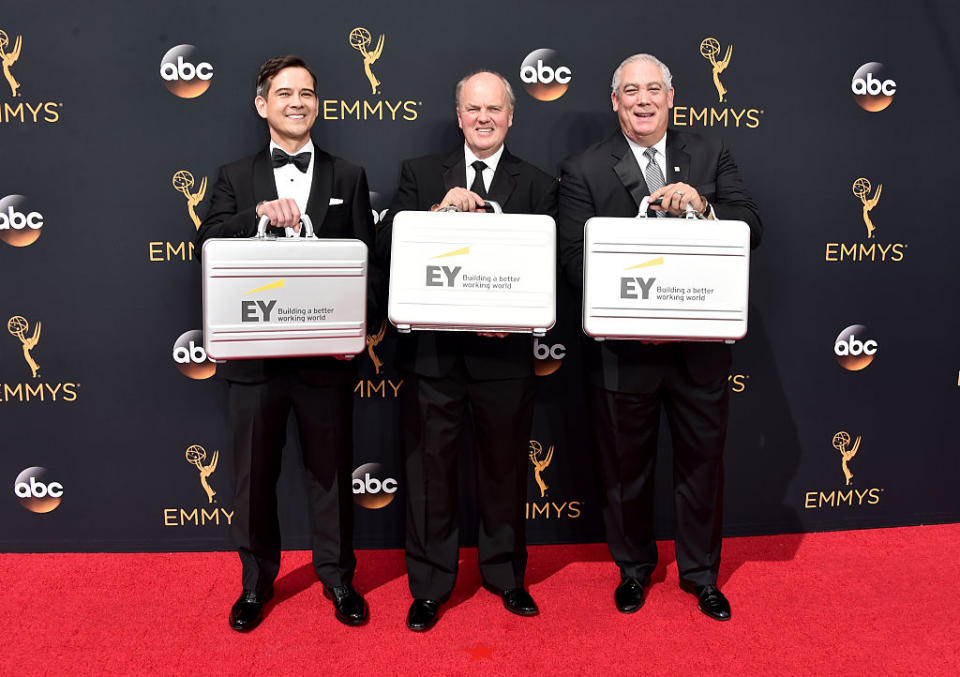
[464,143,505,173]
[624,132,667,161]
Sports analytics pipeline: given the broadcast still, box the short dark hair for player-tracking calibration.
[255,55,317,98]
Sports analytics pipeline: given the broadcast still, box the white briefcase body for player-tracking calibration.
[202,221,367,360]
[583,217,750,342]
[388,210,556,336]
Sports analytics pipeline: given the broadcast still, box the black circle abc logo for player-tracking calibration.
[851,62,896,112]
[352,463,398,509]
[160,45,214,99]
[520,49,572,101]
[834,324,878,371]
[172,329,217,380]
[15,467,63,513]
[0,194,44,248]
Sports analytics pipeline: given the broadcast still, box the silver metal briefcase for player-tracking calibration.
[583,213,750,343]
[387,208,556,336]
[202,215,368,360]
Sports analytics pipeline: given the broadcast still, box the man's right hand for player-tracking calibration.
[430,188,486,213]
[256,198,302,231]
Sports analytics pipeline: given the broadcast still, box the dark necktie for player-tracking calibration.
[469,160,488,198]
[271,148,311,173]
[643,147,667,218]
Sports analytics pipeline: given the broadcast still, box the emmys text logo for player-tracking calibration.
[804,431,883,509]
[163,444,233,527]
[14,467,63,513]
[172,330,218,380]
[321,27,420,122]
[3,315,79,403]
[534,339,565,376]
[834,325,878,371]
[526,440,583,520]
[673,37,763,130]
[729,373,750,393]
[0,28,63,124]
[355,320,403,398]
[852,62,896,112]
[825,177,906,263]
[519,49,572,101]
[0,195,44,247]
[352,463,398,509]
[148,170,207,263]
[159,45,214,99]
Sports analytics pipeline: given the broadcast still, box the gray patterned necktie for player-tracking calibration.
[643,147,666,217]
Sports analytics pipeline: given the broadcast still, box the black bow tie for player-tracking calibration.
[271,148,311,173]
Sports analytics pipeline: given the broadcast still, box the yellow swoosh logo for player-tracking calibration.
[431,246,470,259]
[246,279,285,294]
[625,256,663,270]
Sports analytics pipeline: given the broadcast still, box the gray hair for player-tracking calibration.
[455,70,516,110]
[611,54,672,93]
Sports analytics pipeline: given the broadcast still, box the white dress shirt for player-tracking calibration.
[270,140,314,236]
[464,143,504,194]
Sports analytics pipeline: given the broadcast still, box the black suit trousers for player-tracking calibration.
[588,350,728,587]
[401,361,536,600]
[228,372,356,593]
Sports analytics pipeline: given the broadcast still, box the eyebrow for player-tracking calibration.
[622,81,663,89]
[273,87,316,95]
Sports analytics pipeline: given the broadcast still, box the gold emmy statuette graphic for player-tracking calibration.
[852,177,881,239]
[0,29,22,98]
[185,444,218,504]
[7,315,40,378]
[528,440,554,498]
[700,37,732,103]
[366,320,387,375]
[832,431,861,487]
[172,170,207,230]
[349,27,384,95]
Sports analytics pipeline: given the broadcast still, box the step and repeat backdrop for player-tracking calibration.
[3,1,959,552]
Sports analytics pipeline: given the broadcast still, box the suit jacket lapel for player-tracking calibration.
[305,142,332,234]
[608,132,649,210]
[442,148,466,193]
[665,131,690,186]
[487,147,518,207]
[253,148,278,204]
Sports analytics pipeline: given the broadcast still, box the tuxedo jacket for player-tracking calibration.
[376,147,558,380]
[196,142,381,385]
[558,129,762,393]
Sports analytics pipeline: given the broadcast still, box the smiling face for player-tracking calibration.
[612,59,674,146]
[255,66,318,152]
[456,72,514,159]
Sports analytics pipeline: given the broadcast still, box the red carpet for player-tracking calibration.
[5,524,960,675]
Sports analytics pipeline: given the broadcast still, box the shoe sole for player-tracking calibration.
[697,604,731,621]
[503,603,539,617]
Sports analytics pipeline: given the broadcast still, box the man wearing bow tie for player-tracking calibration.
[376,71,557,632]
[197,55,378,632]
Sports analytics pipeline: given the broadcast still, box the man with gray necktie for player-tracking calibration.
[558,53,762,621]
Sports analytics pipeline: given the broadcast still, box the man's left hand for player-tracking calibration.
[648,182,708,217]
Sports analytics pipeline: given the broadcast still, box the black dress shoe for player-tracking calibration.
[614,577,648,613]
[323,584,369,626]
[228,588,273,632]
[406,598,441,632]
[684,583,731,621]
[500,587,539,616]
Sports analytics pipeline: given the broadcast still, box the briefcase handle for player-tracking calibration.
[636,196,704,220]
[254,214,317,239]
[437,200,503,214]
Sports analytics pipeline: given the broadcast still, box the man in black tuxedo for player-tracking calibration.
[376,71,556,631]
[558,54,761,621]
[196,55,376,632]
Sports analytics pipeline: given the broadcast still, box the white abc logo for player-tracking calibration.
[0,206,43,230]
[521,60,572,85]
[160,56,214,82]
[851,72,896,96]
[352,473,398,494]
[173,340,209,364]
[15,476,64,499]
[834,335,878,356]
[533,339,566,360]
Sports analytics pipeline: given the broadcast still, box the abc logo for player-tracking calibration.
[851,62,896,112]
[352,462,398,509]
[533,339,566,376]
[520,49,572,101]
[834,324,878,371]
[14,467,63,513]
[160,45,214,99]
[172,329,217,380]
[0,195,44,248]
